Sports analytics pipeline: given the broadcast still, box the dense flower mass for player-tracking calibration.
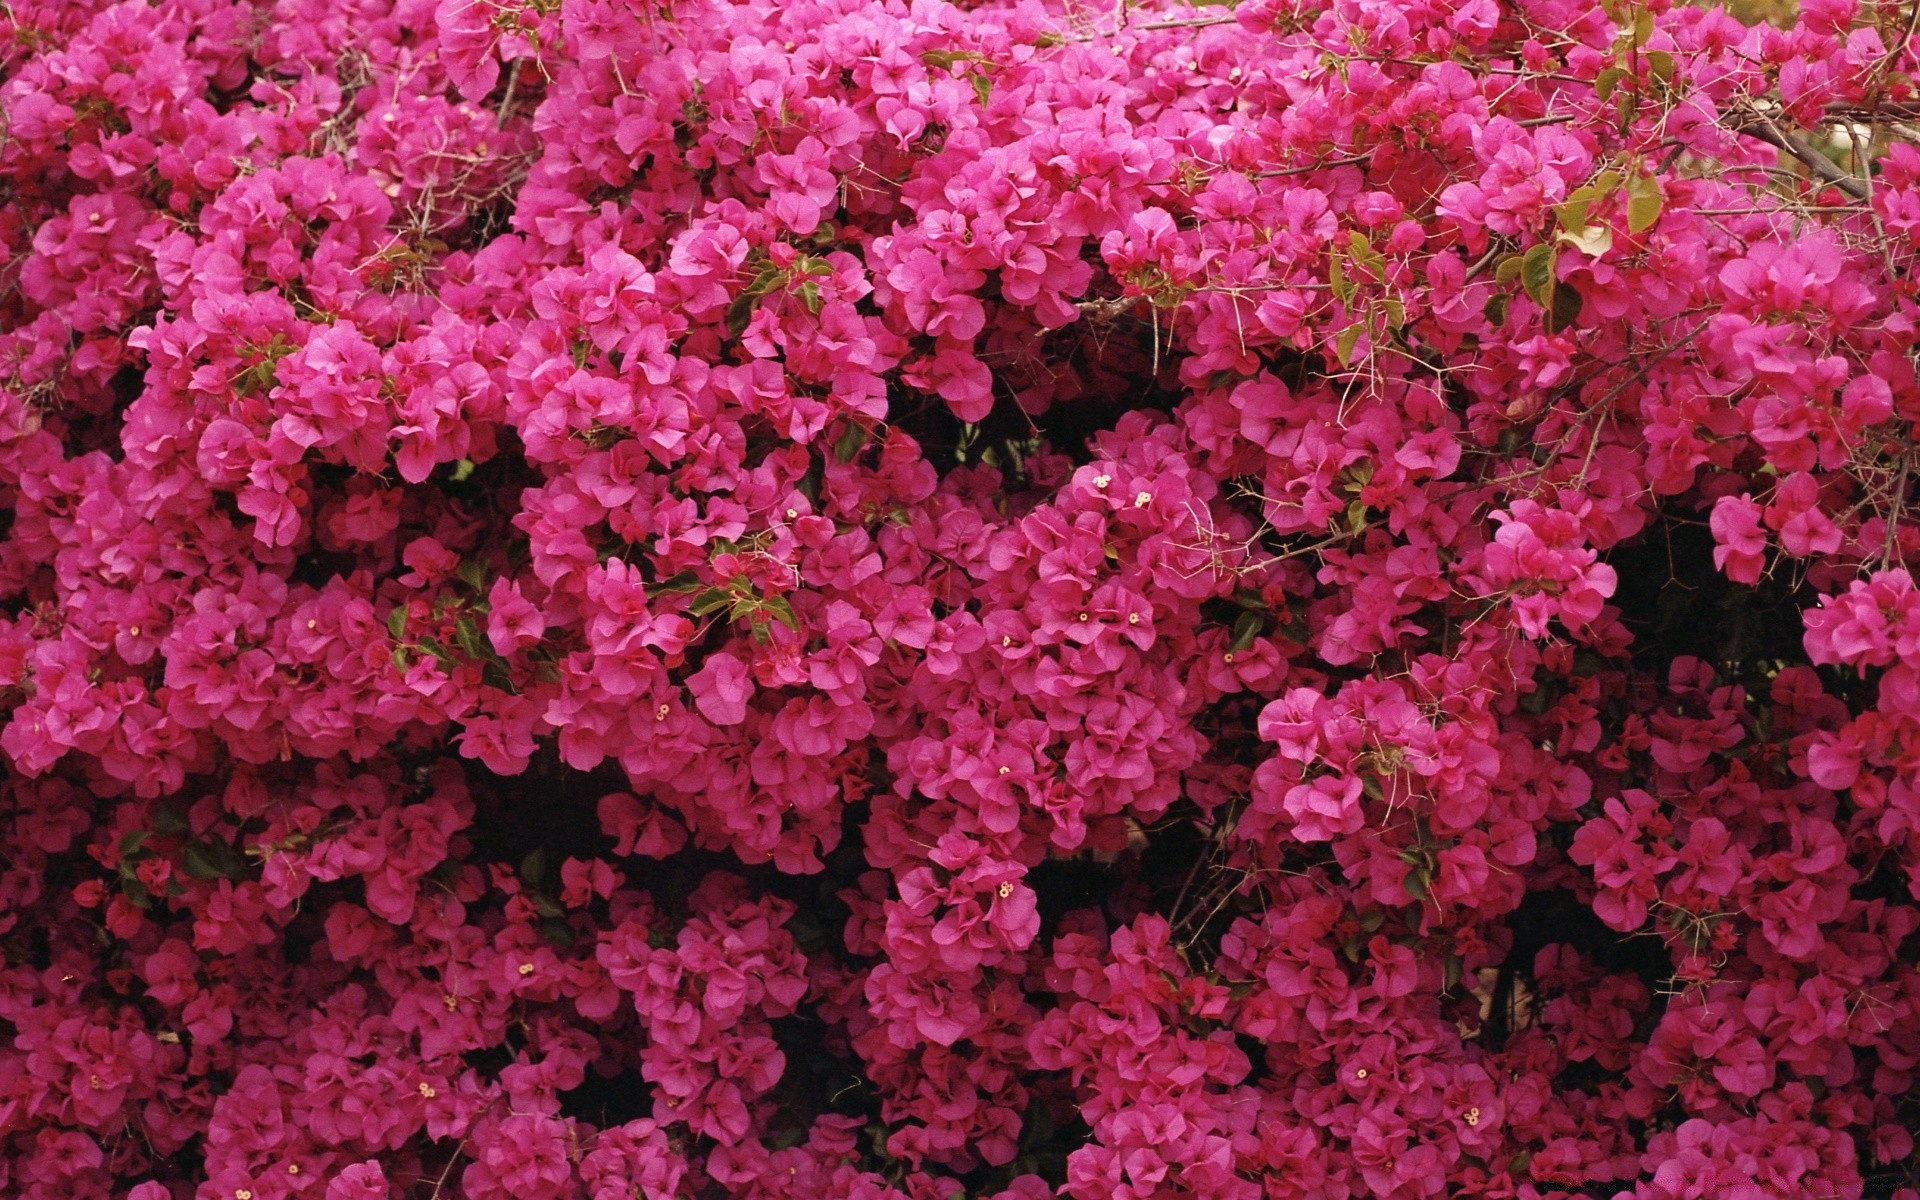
[3,0,1920,1195]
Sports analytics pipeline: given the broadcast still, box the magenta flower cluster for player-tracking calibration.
[1,0,1919,1196]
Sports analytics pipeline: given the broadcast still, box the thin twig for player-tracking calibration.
[1733,115,1869,199]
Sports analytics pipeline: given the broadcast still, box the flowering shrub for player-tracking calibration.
[3,0,1920,1195]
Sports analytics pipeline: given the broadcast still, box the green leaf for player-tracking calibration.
[119,830,151,859]
[1483,292,1510,327]
[1494,253,1524,286]
[456,559,487,592]
[1646,50,1676,83]
[1334,322,1365,366]
[1627,172,1663,233]
[1553,195,1593,233]
[152,803,190,836]
[1229,610,1264,653]
[539,916,576,949]
[921,48,977,70]
[122,875,151,910]
[449,458,477,483]
[1595,66,1625,101]
[970,71,992,107]
[797,280,822,314]
[1519,243,1557,308]
[763,595,801,632]
[453,614,486,660]
[1329,254,1354,305]
[744,266,784,298]
[387,606,409,640]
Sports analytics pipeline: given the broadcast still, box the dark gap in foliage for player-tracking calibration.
[1027,852,1139,939]
[1485,886,1674,1058]
[767,1008,879,1124]
[1602,517,1809,679]
[464,754,635,872]
[558,1067,656,1131]
[885,318,1186,479]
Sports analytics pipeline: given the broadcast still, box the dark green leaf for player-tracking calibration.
[521,846,548,886]
[1548,283,1583,334]
[182,840,242,881]
[725,293,757,338]
[1403,867,1429,901]
[833,422,868,464]
[649,571,704,595]
[689,587,734,618]
[481,661,517,693]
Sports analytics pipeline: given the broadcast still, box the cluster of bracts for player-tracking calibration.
[2,0,1920,1196]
